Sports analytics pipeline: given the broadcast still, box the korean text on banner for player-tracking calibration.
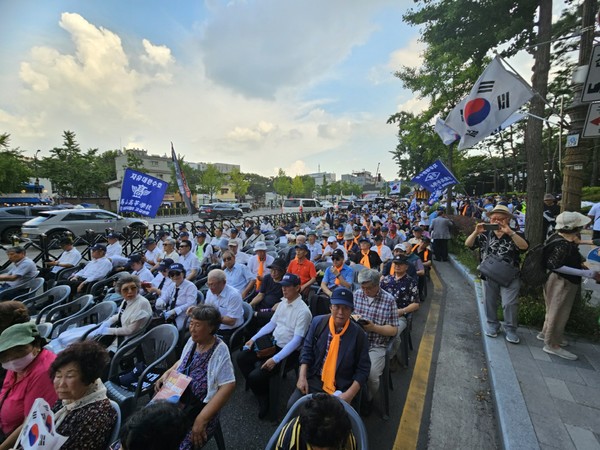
[119,168,169,218]
[445,57,533,150]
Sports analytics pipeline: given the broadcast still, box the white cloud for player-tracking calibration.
[141,39,174,67]
[397,96,429,115]
[278,160,308,177]
[388,37,425,70]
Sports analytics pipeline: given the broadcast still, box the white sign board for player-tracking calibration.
[582,45,600,102]
[583,102,600,138]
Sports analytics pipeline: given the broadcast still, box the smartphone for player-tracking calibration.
[357,319,370,326]
[483,223,500,231]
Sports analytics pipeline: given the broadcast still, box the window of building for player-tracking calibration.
[151,161,158,166]
[221,188,229,194]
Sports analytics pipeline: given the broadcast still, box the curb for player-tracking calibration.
[448,256,540,450]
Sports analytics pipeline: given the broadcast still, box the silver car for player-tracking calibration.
[21,208,148,241]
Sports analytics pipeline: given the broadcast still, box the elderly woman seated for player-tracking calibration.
[90,274,153,351]
[154,305,236,449]
[0,323,56,450]
[46,341,116,450]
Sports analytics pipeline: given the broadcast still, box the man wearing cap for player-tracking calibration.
[382,244,419,279]
[105,232,123,259]
[322,235,347,263]
[350,238,382,270]
[289,287,370,407]
[407,226,425,246]
[155,230,171,253]
[318,248,353,308]
[155,263,197,330]
[381,255,420,341]
[177,240,201,281]
[429,208,454,262]
[343,231,359,261]
[465,204,528,343]
[142,238,162,270]
[227,239,250,265]
[316,217,330,231]
[248,241,275,293]
[155,237,179,268]
[371,235,393,268]
[353,269,399,412]
[61,244,112,296]
[244,226,265,248]
[228,228,244,249]
[306,231,323,263]
[194,232,213,269]
[145,258,175,299]
[249,258,286,330]
[222,250,255,298]
[129,254,154,285]
[204,268,244,345]
[39,237,82,281]
[178,231,197,253]
[260,218,274,233]
[238,273,312,419]
[0,247,38,292]
[287,244,317,297]
[386,223,403,249]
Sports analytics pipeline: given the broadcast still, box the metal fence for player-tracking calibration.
[0,212,308,271]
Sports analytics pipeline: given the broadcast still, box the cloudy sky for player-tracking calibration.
[0,0,430,181]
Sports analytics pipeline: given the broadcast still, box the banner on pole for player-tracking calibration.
[119,168,168,218]
[171,143,196,215]
[411,159,459,193]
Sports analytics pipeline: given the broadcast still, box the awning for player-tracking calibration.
[0,197,49,204]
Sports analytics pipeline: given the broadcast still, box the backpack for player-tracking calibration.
[520,239,560,287]
[520,243,548,287]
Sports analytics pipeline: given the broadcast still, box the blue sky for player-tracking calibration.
[0,0,426,181]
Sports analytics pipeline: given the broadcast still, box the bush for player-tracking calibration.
[450,234,600,340]
[582,187,600,203]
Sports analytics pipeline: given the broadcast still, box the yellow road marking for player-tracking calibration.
[392,268,442,450]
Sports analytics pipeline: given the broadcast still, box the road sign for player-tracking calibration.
[582,45,600,102]
[583,102,600,137]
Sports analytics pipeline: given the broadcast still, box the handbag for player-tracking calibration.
[478,232,520,287]
[254,334,277,359]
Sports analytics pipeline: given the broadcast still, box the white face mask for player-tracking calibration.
[2,351,36,372]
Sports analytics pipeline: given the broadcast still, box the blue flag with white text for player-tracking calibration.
[119,169,169,218]
[411,160,459,193]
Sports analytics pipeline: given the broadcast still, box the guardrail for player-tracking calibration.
[0,212,309,271]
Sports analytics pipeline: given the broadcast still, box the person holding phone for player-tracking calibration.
[465,205,528,344]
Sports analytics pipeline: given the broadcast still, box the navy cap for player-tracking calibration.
[195,232,207,238]
[128,253,143,264]
[337,226,344,233]
[374,235,383,241]
[295,244,309,252]
[359,238,370,244]
[168,263,185,273]
[106,232,119,240]
[392,255,410,265]
[268,258,287,271]
[279,273,301,286]
[178,224,187,230]
[330,287,354,309]
[412,226,423,232]
[360,226,368,231]
[230,228,238,234]
[179,231,190,237]
[143,237,156,245]
[91,243,107,252]
[332,249,345,259]
[157,230,170,238]
[158,258,175,270]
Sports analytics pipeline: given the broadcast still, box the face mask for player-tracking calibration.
[2,351,36,372]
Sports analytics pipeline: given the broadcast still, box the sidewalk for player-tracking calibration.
[451,257,600,450]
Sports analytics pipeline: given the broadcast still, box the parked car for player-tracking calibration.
[233,202,253,213]
[320,200,334,209]
[336,200,356,211]
[282,198,324,213]
[0,206,57,243]
[198,203,243,219]
[21,208,148,241]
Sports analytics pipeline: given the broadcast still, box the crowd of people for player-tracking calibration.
[0,192,597,449]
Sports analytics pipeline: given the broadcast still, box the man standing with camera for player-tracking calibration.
[465,205,528,344]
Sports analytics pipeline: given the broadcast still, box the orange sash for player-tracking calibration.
[376,244,382,256]
[256,257,265,290]
[390,263,395,275]
[360,251,371,269]
[321,316,350,394]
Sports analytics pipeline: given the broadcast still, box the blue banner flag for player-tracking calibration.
[428,189,443,206]
[411,159,459,193]
[119,168,168,218]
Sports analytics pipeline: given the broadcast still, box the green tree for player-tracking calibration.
[40,130,85,197]
[273,168,292,199]
[0,149,32,193]
[0,133,10,149]
[229,168,250,200]
[246,173,271,202]
[318,175,329,197]
[197,164,223,201]
[291,176,304,197]
[125,150,145,170]
[301,175,316,198]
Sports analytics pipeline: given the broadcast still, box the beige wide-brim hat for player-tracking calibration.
[555,211,590,231]
[489,204,513,218]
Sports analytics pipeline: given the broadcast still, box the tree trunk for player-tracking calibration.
[524,0,552,246]
[561,0,597,211]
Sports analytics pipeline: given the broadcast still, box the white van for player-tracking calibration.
[282,198,324,213]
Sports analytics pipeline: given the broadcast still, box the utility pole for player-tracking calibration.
[561,0,597,212]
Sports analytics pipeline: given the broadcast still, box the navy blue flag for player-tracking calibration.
[411,160,459,193]
[119,169,169,218]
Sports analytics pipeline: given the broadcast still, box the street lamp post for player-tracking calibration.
[34,150,41,197]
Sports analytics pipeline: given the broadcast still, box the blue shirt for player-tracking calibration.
[322,264,354,290]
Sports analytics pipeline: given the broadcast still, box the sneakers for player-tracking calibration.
[543,345,578,361]
[484,324,499,338]
[536,333,568,347]
[505,330,520,344]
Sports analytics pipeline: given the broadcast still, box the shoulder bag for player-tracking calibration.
[478,232,520,287]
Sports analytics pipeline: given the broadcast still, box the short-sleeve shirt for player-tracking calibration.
[7,257,38,287]
[287,258,317,286]
[205,284,244,330]
[179,251,201,275]
[257,274,283,309]
[353,288,400,349]
[380,274,419,309]
[272,297,312,348]
[75,257,112,282]
[247,254,274,277]
[224,263,254,293]
[322,264,354,290]
[589,203,600,231]
[52,248,82,274]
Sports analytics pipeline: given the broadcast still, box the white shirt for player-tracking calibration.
[322,244,347,262]
[144,247,162,269]
[106,242,123,259]
[371,244,393,262]
[306,241,323,262]
[232,250,250,265]
[589,203,600,231]
[51,248,82,273]
[223,263,254,293]
[151,272,174,292]
[162,250,180,263]
[156,279,197,330]
[74,257,112,282]
[179,251,201,276]
[247,254,274,278]
[132,267,154,284]
[205,284,244,330]
[271,296,312,347]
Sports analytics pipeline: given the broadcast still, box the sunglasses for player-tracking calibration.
[223,257,233,262]
[168,271,183,277]
[332,257,343,261]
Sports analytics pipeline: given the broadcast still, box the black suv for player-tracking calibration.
[0,206,56,243]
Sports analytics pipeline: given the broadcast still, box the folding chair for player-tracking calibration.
[24,285,71,319]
